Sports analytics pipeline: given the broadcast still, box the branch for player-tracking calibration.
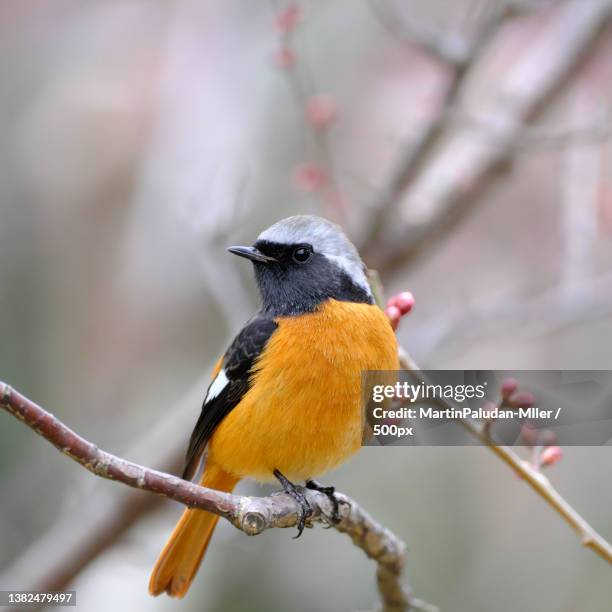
[363,0,612,273]
[0,382,435,612]
[362,0,513,257]
[0,448,183,594]
[449,106,612,151]
[371,0,471,67]
[270,0,347,221]
[409,272,612,361]
[397,349,612,565]
[3,345,612,612]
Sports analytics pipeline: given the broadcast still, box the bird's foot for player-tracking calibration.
[273,469,312,538]
[306,479,344,524]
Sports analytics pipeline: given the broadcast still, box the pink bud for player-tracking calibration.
[393,291,415,315]
[500,378,518,399]
[305,94,337,129]
[274,46,296,68]
[275,4,300,33]
[540,446,563,467]
[385,305,401,330]
[293,162,328,193]
[508,391,535,409]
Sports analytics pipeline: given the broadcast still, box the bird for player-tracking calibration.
[149,214,399,598]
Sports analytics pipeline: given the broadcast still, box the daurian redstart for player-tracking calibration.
[149,215,399,597]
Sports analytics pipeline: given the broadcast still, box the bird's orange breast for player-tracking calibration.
[207,299,398,482]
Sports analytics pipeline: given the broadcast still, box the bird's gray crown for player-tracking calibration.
[258,215,372,294]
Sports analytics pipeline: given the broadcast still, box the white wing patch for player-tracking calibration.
[204,369,229,404]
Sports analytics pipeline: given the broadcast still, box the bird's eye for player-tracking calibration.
[292,245,312,263]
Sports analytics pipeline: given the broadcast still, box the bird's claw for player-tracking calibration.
[306,479,343,524]
[273,469,313,538]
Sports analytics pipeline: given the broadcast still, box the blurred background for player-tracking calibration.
[1,0,612,610]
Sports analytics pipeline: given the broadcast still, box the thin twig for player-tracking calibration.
[363,0,612,274]
[409,272,612,361]
[372,0,550,66]
[397,349,612,565]
[270,0,347,221]
[0,381,435,612]
[371,0,470,66]
[362,0,513,257]
[450,107,612,150]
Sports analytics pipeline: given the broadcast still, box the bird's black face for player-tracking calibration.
[228,239,372,316]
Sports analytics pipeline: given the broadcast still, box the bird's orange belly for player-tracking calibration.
[208,300,398,482]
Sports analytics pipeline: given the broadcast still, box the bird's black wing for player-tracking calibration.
[182,314,278,480]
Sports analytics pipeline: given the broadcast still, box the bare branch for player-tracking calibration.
[372,0,550,67]
[362,0,514,257]
[269,0,347,221]
[398,349,612,565]
[371,0,471,67]
[1,382,217,589]
[3,339,612,612]
[410,272,612,361]
[0,382,434,612]
[363,0,612,273]
[447,106,612,150]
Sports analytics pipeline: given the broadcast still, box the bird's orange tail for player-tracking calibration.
[149,463,238,598]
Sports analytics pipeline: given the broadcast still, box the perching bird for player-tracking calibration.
[149,215,399,598]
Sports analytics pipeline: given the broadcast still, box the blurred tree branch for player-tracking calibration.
[370,0,527,67]
[362,0,612,274]
[411,272,612,361]
[363,0,519,255]
[448,105,612,150]
[3,323,612,612]
[2,0,611,605]
[0,382,435,612]
[270,0,347,220]
[397,349,612,565]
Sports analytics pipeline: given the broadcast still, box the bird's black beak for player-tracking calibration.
[227,245,276,264]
